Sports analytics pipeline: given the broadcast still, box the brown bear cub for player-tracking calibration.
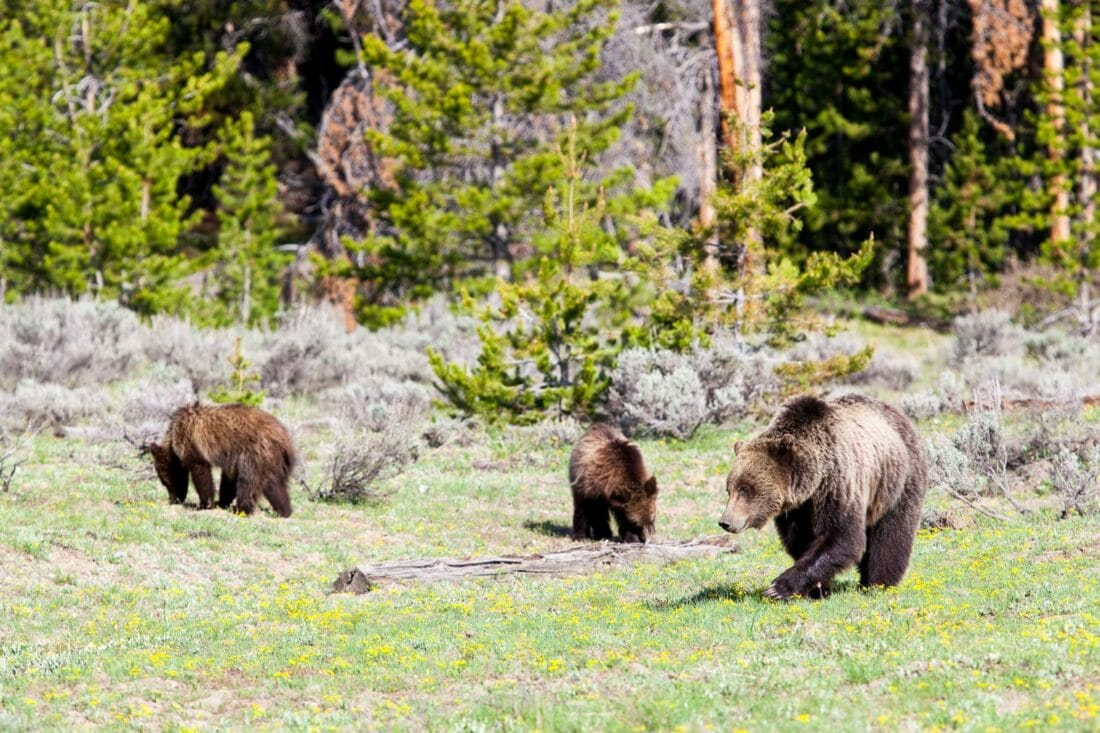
[720,394,927,599]
[146,403,295,517]
[569,424,658,543]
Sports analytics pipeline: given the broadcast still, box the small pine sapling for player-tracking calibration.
[209,336,265,406]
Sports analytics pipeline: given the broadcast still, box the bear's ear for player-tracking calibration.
[643,476,658,496]
[733,440,744,455]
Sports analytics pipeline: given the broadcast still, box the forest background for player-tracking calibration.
[0,0,1098,423]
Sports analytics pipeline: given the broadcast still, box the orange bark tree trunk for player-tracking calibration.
[1042,0,1071,244]
[907,0,931,298]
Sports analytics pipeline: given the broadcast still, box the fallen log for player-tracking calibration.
[960,395,1100,412]
[332,535,739,593]
[861,305,952,331]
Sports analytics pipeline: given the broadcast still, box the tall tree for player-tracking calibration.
[331,0,640,325]
[201,112,292,327]
[1038,0,1100,332]
[908,0,931,297]
[713,0,739,154]
[1041,0,1072,243]
[765,0,910,288]
[712,0,763,180]
[928,110,1013,298]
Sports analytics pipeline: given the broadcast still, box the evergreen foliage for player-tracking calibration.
[200,112,291,327]
[208,336,266,406]
[332,0,637,325]
[765,0,908,285]
[1034,1,1100,298]
[0,0,1097,344]
[928,111,1014,296]
[0,1,243,312]
[642,116,874,365]
[428,125,674,424]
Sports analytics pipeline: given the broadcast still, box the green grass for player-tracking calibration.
[1,425,1098,731]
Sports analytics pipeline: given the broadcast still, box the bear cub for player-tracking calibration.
[569,424,658,543]
[147,403,296,517]
[720,394,927,599]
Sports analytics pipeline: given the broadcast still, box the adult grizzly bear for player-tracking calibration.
[719,394,926,599]
[146,403,295,517]
[569,424,658,543]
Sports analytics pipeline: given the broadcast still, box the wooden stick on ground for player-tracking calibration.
[333,536,739,593]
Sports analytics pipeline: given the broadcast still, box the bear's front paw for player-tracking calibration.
[763,573,802,600]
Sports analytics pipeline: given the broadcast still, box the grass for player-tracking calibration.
[1,421,1098,732]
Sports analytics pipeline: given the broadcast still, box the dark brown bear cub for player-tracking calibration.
[147,403,295,517]
[720,394,927,599]
[569,424,658,543]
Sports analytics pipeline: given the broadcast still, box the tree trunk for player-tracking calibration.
[907,0,931,299]
[698,63,719,273]
[1073,5,1095,334]
[731,0,763,184]
[712,0,738,155]
[712,0,764,283]
[490,94,510,279]
[711,0,762,175]
[1042,0,1071,243]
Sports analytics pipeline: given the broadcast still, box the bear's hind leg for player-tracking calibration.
[232,469,257,515]
[584,498,613,541]
[859,498,921,588]
[190,465,216,510]
[218,472,237,509]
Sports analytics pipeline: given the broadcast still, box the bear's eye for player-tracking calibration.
[738,485,751,497]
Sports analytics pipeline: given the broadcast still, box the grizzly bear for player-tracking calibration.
[719,394,927,599]
[569,424,658,543]
[146,403,295,517]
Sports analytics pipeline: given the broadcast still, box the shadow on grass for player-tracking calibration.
[649,579,866,609]
[523,519,573,537]
[648,584,754,609]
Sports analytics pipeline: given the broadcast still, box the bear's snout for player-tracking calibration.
[718,517,749,534]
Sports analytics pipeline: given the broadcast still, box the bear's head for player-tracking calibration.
[144,442,173,490]
[719,438,793,534]
[616,476,659,544]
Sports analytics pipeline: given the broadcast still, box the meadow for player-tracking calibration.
[1,300,1099,731]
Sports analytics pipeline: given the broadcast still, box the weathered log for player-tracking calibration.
[961,395,1100,413]
[332,536,739,593]
[861,305,952,331]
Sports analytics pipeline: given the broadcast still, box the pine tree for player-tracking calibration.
[200,112,291,327]
[0,1,242,312]
[640,115,874,384]
[331,0,638,325]
[765,0,909,287]
[928,111,1013,299]
[429,122,675,424]
[1028,0,1099,326]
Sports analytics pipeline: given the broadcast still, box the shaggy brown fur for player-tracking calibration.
[719,394,927,599]
[569,424,658,543]
[147,403,295,517]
